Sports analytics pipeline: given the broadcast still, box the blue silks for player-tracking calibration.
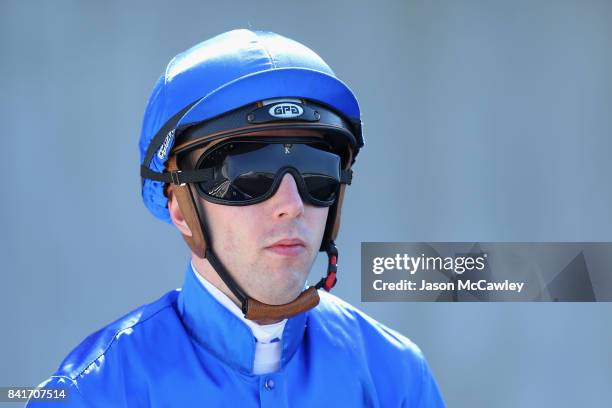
[28,263,445,407]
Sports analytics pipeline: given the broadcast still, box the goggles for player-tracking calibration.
[140,100,361,208]
[186,137,352,207]
[140,136,353,206]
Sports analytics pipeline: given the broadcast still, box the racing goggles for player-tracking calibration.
[183,137,353,207]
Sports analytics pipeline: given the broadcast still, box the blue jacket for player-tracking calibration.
[28,263,445,407]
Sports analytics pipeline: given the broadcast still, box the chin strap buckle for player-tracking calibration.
[316,241,338,292]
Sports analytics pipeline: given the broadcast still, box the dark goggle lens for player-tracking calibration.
[195,140,341,205]
[231,172,275,199]
[303,174,339,202]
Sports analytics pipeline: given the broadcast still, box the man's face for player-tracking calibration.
[176,129,330,306]
[201,172,329,305]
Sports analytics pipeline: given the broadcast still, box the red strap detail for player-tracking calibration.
[330,255,337,265]
[324,271,337,291]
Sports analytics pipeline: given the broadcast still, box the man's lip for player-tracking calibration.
[266,238,306,248]
[265,238,307,257]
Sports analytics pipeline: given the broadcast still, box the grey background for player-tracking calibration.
[2,0,611,407]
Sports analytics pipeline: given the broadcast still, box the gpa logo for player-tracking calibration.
[269,103,304,118]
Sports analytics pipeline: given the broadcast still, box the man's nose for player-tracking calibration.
[270,173,305,219]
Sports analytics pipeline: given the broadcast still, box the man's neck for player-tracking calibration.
[190,255,284,325]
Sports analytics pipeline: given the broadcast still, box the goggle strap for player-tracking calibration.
[142,101,199,173]
[140,165,214,185]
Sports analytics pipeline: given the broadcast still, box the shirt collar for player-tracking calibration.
[177,261,308,374]
[190,260,287,344]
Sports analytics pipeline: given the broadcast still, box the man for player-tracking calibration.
[29,29,445,407]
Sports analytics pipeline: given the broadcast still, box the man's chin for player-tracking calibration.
[260,290,304,306]
[253,277,307,305]
[263,252,311,271]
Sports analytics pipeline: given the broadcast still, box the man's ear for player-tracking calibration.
[167,185,193,237]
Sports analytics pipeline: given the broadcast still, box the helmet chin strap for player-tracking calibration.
[204,240,339,322]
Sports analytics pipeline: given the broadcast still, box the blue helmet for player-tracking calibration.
[139,29,363,224]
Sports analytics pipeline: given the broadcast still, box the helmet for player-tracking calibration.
[139,29,364,320]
